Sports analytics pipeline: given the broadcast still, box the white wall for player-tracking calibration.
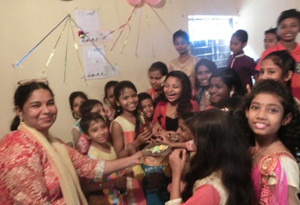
[0,0,299,142]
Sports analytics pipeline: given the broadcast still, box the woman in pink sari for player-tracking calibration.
[0,80,142,204]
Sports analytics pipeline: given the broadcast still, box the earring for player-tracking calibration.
[230,90,234,97]
[19,116,24,126]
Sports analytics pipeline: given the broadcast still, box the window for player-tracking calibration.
[188,15,237,68]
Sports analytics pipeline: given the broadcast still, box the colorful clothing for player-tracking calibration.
[146,88,162,103]
[77,133,91,155]
[141,164,169,205]
[152,100,199,130]
[88,143,127,205]
[165,171,228,205]
[0,129,104,205]
[227,51,256,89]
[251,152,300,205]
[73,118,91,155]
[256,42,300,100]
[169,55,199,90]
[195,87,210,111]
[111,116,147,205]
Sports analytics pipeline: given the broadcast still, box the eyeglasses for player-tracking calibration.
[17,78,48,86]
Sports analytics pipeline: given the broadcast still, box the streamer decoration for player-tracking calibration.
[13,14,115,83]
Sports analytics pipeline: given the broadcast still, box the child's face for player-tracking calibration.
[116,88,138,112]
[259,58,289,83]
[176,118,194,142]
[72,96,86,117]
[106,86,116,106]
[264,33,278,49]
[278,17,300,42]
[148,70,164,91]
[245,93,286,139]
[140,98,154,119]
[208,77,231,104]
[174,37,189,55]
[163,76,183,103]
[196,65,212,87]
[230,36,245,55]
[91,104,106,119]
[87,120,109,144]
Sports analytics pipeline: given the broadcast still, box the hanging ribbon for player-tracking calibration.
[145,15,155,58]
[42,18,69,75]
[70,20,88,86]
[13,14,70,68]
[63,18,71,83]
[101,7,136,51]
[148,5,172,35]
[135,9,142,56]
[70,17,115,71]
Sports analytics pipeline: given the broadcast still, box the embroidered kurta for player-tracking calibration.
[0,130,104,205]
[251,152,300,205]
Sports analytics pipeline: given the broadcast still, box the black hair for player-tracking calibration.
[138,92,153,107]
[10,82,54,131]
[69,91,88,119]
[277,9,300,26]
[195,58,217,88]
[80,112,106,135]
[138,92,154,123]
[209,67,245,108]
[79,99,103,117]
[232,29,248,43]
[172,30,190,44]
[148,61,168,76]
[236,79,300,158]
[182,109,256,205]
[160,71,195,115]
[114,81,140,136]
[261,50,295,87]
[264,28,280,41]
[103,81,118,104]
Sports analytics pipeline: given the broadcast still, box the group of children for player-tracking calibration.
[64,8,300,205]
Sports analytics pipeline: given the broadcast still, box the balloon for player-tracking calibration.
[145,0,161,5]
[127,0,143,6]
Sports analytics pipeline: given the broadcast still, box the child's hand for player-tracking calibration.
[152,122,162,136]
[156,129,171,144]
[114,176,127,189]
[129,151,143,166]
[169,149,186,176]
[134,129,152,148]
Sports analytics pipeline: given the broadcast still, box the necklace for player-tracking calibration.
[251,140,280,160]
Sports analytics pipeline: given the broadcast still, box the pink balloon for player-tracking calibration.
[127,0,143,6]
[145,0,161,5]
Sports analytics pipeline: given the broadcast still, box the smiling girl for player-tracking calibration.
[239,79,300,204]
[152,71,199,136]
[208,67,245,110]
[194,59,217,110]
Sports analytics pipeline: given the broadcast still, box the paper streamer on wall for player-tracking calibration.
[148,5,172,35]
[42,18,69,75]
[13,14,70,68]
[101,7,136,51]
[135,9,142,56]
[70,20,87,85]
